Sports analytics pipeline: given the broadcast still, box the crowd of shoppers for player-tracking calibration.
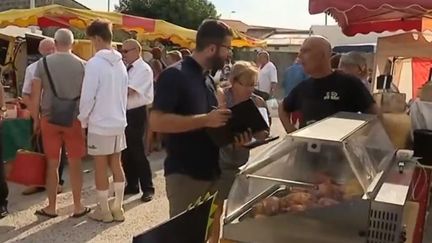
[0,18,382,243]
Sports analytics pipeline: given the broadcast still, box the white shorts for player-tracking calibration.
[87,133,127,156]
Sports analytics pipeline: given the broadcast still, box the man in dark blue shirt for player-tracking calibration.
[150,20,233,217]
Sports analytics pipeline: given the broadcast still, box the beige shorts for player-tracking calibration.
[87,133,127,156]
[165,174,218,217]
[215,168,240,201]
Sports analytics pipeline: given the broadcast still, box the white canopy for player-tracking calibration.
[374,32,432,100]
[375,32,432,76]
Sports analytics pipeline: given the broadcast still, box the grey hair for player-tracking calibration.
[339,52,367,68]
[258,50,270,60]
[54,28,74,47]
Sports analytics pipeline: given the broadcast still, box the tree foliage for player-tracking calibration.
[116,0,219,29]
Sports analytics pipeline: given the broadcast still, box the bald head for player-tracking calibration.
[304,36,332,57]
[298,36,333,78]
[38,38,55,56]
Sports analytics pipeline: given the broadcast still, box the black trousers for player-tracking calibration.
[122,106,154,192]
[0,124,7,206]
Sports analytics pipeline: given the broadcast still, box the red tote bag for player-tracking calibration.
[7,149,47,187]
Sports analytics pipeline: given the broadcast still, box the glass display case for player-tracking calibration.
[223,112,414,243]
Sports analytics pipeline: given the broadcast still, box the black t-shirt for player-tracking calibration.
[283,71,375,128]
[153,56,220,181]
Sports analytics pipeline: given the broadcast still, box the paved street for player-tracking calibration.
[0,119,285,243]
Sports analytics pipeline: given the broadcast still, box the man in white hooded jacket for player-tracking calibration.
[78,20,128,223]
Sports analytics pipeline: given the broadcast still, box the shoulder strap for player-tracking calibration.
[42,57,81,100]
[43,57,58,98]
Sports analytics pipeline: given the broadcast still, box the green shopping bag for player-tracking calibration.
[2,119,32,162]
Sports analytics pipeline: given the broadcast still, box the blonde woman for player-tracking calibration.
[212,61,270,243]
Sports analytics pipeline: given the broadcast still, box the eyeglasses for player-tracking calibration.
[120,48,136,54]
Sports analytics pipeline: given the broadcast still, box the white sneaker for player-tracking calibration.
[109,202,125,222]
[89,205,114,223]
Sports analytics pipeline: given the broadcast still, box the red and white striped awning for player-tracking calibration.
[309,0,432,36]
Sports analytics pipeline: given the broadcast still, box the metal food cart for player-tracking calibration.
[223,112,419,243]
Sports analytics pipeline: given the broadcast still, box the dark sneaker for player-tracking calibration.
[0,204,8,219]
[141,190,154,203]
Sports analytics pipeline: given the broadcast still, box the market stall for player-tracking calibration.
[0,5,265,100]
[374,32,432,101]
[0,4,265,49]
[309,0,432,36]
[223,112,423,243]
[0,30,122,100]
[0,26,40,100]
[309,0,432,243]
[309,1,432,99]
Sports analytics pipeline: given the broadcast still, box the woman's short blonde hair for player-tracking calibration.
[229,61,259,86]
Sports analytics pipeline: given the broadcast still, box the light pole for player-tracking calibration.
[108,0,111,11]
[30,0,35,8]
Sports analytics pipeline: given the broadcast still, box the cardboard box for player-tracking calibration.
[373,92,407,113]
[420,84,432,102]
